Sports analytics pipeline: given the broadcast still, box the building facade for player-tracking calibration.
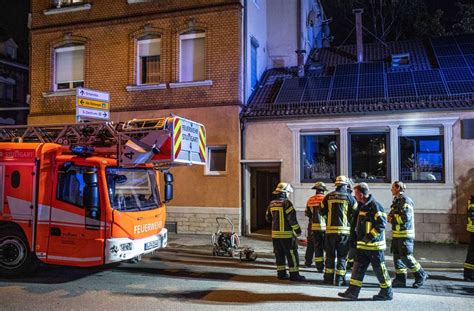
[29,0,244,234]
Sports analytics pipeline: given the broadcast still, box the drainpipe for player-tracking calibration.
[296,0,306,77]
[240,0,248,236]
[353,8,364,63]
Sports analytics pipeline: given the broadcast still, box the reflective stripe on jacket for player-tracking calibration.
[266,198,301,238]
[305,194,326,231]
[468,199,474,233]
[389,193,415,239]
[321,190,358,235]
[355,195,387,250]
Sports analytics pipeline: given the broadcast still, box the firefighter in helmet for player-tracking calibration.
[266,182,306,281]
[305,181,328,272]
[321,175,358,285]
[464,195,474,281]
[388,181,428,288]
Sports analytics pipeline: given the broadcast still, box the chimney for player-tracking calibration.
[353,8,364,63]
[296,49,306,77]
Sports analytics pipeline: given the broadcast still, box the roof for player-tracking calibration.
[244,34,474,120]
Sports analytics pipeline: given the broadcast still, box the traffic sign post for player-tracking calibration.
[76,88,110,122]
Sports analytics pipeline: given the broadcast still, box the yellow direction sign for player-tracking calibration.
[77,98,109,110]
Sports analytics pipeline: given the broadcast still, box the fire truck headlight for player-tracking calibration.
[120,242,133,251]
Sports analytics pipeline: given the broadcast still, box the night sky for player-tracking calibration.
[0,0,30,64]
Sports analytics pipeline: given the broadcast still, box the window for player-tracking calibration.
[179,30,206,82]
[57,165,87,207]
[11,171,20,188]
[399,127,444,182]
[301,134,339,182]
[250,37,259,90]
[350,132,389,182]
[206,146,227,175]
[54,44,84,90]
[137,36,161,84]
[53,0,84,8]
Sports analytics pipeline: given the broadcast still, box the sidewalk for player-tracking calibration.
[165,233,468,267]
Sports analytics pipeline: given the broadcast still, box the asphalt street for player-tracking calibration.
[0,237,473,311]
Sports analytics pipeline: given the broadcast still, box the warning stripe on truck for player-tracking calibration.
[173,118,182,159]
[199,126,206,162]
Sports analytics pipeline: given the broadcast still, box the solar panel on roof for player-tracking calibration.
[388,84,417,97]
[460,44,474,55]
[330,87,357,100]
[433,45,462,57]
[302,88,330,101]
[387,72,414,85]
[306,77,332,89]
[275,89,304,103]
[413,70,443,84]
[446,81,474,94]
[438,56,468,68]
[454,33,474,44]
[359,74,384,87]
[280,78,307,90]
[415,83,447,96]
[359,62,384,74]
[358,87,385,99]
[431,36,456,46]
[335,64,359,75]
[466,55,474,67]
[333,75,358,88]
[442,68,474,81]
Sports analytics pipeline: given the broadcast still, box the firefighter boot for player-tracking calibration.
[392,273,407,288]
[413,269,429,288]
[338,286,360,300]
[316,262,324,273]
[373,287,394,301]
[464,269,474,281]
[277,270,289,280]
[323,273,334,285]
[335,275,346,286]
[289,272,306,282]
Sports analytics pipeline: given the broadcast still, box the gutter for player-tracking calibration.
[240,0,248,235]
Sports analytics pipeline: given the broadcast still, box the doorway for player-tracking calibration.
[250,167,280,232]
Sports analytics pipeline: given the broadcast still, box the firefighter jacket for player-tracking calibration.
[389,193,415,239]
[305,194,326,232]
[355,195,387,251]
[468,199,474,233]
[266,196,301,238]
[321,189,358,235]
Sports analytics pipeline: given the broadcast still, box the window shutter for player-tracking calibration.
[180,35,205,82]
[399,127,442,136]
[138,39,161,57]
[55,46,84,83]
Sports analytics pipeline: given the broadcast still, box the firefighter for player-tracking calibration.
[266,182,306,281]
[305,181,328,272]
[388,181,428,288]
[321,175,358,286]
[464,195,474,281]
[346,181,357,272]
[338,183,393,301]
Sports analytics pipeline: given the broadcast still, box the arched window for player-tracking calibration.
[179,30,206,82]
[54,44,84,90]
[137,34,161,85]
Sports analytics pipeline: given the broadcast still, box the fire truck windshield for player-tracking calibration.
[106,168,160,211]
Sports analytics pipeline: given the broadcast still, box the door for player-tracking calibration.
[46,162,104,267]
[254,170,279,231]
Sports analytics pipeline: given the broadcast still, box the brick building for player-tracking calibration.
[29,0,245,234]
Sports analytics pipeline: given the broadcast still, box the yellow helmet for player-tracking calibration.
[272,182,294,194]
[335,175,350,186]
[312,181,328,192]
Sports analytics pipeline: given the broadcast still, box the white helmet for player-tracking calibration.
[335,175,350,186]
[272,182,294,194]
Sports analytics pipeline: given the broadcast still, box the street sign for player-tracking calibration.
[76,87,110,102]
[76,87,110,122]
[77,98,109,110]
[76,107,110,120]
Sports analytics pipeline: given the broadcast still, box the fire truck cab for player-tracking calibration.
[0,116,206,275]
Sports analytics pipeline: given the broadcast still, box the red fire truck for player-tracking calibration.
[0,116,206,275]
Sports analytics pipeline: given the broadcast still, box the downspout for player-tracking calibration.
[296,0,306,77]
[240,0,248,235]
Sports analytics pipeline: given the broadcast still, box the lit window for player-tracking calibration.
[301,134,339,182]
[137,36,161,85]
[206,146,227,175]
[54,45,84,90]
[179,30,206,82]
[350,132,390,183]
[399,127,444,182]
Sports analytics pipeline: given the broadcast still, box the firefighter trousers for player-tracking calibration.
[304,229,314,265]
[312,231,325,266]
[324,234,349,279]
[392,238,423,275]
[465,233,474,279]
[350,249,392,289]
[273,238,300,273]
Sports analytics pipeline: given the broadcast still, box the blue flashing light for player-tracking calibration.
[70,145,94,157]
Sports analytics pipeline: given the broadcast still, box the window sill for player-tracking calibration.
[126,84,167,92]
[43,4,92,15]
[42,90,76,97]
[169,80,213,89]
[204,171,227,176]
[127,0,153,3]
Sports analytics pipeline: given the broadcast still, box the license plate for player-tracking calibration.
[144,239,160,251]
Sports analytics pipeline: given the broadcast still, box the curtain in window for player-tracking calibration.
[55,46,84,84]
[138,39,161,84]
[180,35,205,82]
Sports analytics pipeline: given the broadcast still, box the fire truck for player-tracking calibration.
[0,116,206,275]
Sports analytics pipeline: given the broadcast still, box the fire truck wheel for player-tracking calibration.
[0,226,39,276]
